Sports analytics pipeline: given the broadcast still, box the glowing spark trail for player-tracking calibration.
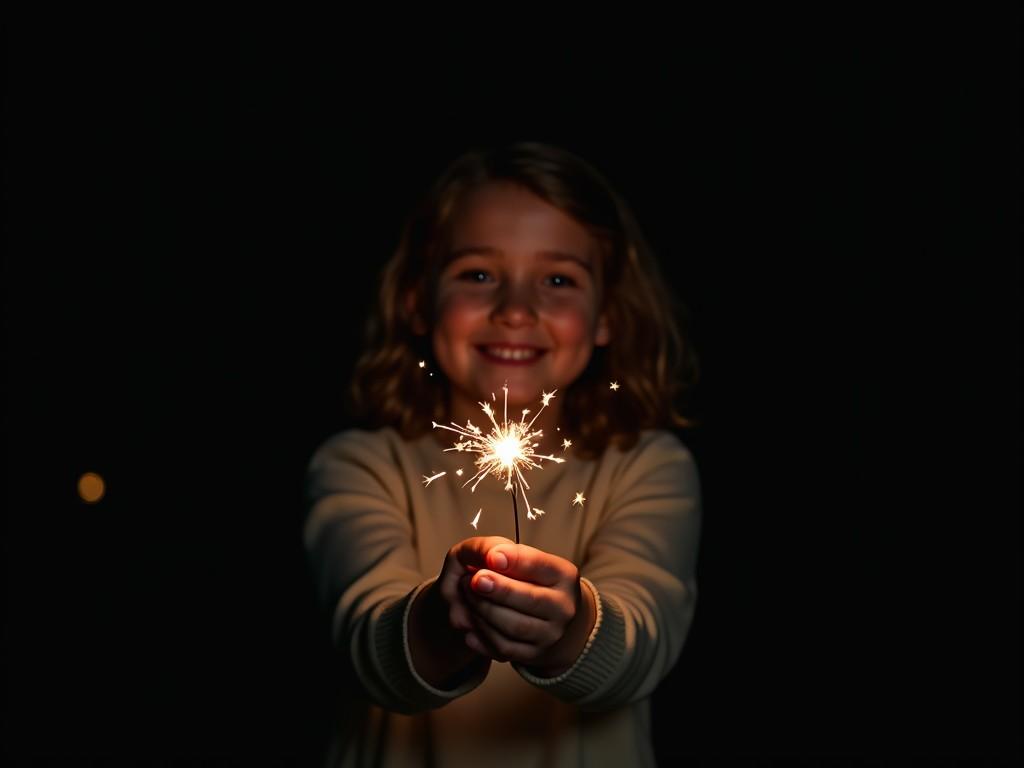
[422,471,446,487]
[471,508,482,529]
[432,385,565,542]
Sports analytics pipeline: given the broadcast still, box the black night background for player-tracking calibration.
[4,12,1019,767]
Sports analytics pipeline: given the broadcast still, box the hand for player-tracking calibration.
[408,535,515,688]
[460,542,597,676]
[434,535,517,633]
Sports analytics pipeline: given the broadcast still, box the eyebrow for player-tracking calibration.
[448,247,594,273]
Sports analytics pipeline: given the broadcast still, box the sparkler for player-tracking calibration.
[432,385,565,543]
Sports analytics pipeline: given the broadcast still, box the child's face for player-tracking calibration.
[430,182,610,423]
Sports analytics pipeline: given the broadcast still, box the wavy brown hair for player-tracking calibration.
[350,142,698,457]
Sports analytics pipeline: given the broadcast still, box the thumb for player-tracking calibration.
[484,543,571,587]
[451,535,515,571]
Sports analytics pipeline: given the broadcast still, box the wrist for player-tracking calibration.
[531,577,598,678]
[409,580,487,689]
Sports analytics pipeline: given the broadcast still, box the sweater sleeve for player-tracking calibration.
[303,430,487,713]
[515,430,701,710]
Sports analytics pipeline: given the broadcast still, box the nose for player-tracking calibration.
[491,280,538,328]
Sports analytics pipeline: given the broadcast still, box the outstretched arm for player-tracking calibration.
[460,431,701,711]
[304,431,493,713]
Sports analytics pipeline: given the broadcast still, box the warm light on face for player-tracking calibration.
[78,472,105,504]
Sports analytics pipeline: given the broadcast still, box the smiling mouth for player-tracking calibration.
[475,345,546,364]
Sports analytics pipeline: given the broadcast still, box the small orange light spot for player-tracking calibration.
[78,472,105,504]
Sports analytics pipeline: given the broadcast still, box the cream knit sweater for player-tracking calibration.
[305,427,701,768]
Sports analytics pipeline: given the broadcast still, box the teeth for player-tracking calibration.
[484,346,539,361]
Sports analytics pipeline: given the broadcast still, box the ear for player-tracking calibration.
[594,313,611,347]
[404,290,428,336]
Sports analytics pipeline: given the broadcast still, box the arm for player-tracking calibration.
[547,431,702,710]
[303,431,492,712]
[462,431,701,710]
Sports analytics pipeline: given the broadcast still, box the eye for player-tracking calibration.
[458,269,492,283]
[545,274,577,288]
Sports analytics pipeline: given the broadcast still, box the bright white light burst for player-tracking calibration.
[432,385,565,521]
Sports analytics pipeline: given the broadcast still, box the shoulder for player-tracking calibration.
[601,429,701,498]
[609,429,697,472]
[306,427,414,495]
[309,427,405,467]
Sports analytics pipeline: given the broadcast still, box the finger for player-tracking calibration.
[438,536,510,596]
[453,536,516,570]
[448,596,475,632]
[465,630,508,663]
[486,543,575,587]
[469,614,544,665]
[462,584,555,645]
[466,570,570,622]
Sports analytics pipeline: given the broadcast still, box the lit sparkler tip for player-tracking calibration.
[429,387,569,534]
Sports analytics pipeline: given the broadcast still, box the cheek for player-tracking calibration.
[545,301,600,345]
[434,293,488,344]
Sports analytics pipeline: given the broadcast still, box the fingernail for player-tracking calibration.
[491,551,508,570]
[476,576,494,593]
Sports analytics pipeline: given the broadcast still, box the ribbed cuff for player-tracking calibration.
[514,577,626,702]
[373,580,488,710]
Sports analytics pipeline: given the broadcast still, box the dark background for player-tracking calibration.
[4,12,1019,767]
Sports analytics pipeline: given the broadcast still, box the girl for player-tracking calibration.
[304,142,702,767]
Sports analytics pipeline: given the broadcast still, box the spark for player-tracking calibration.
[471,508,482,529]
[456,468,464,477]
[418,360,426,368]
[432,385,565,522]
[573,492,586,507]
[422,471,446,487]
[562,438,572,451]
[609,381,620,391]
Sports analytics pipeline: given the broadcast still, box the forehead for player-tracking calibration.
[450,182,599,259]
